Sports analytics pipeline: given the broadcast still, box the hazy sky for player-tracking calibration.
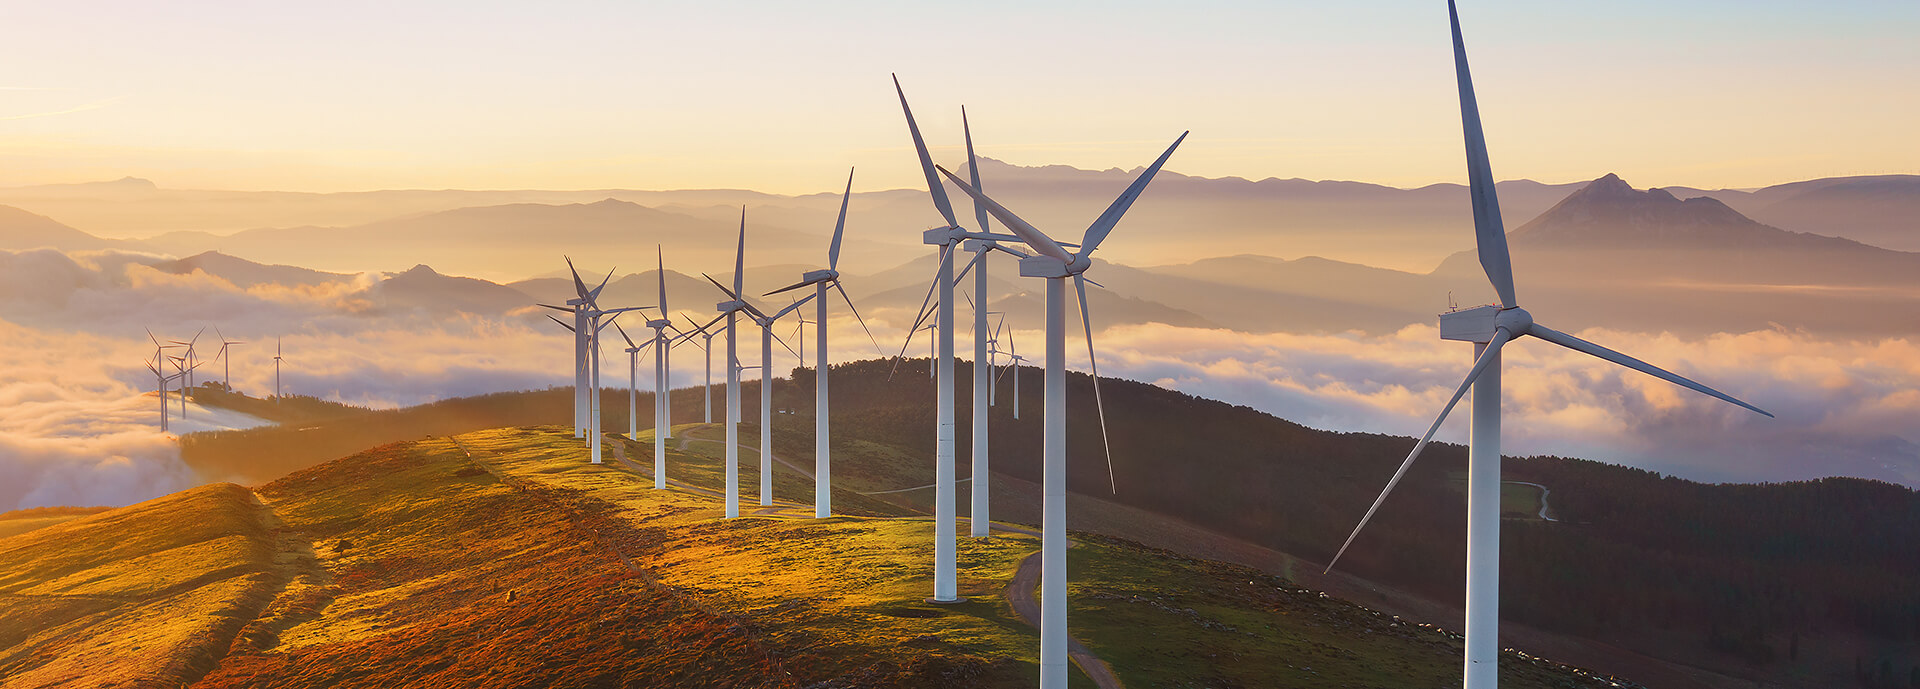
[2,1,1914,194]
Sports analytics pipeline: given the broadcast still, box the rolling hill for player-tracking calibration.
[161,360,1920,689]
[2,426,1626,688]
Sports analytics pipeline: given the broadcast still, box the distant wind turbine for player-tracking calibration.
[272,336,284,401]
[940,127,1186,689]
[762,168,883,518]
[711,262,809,508]
[1320,4,1774,689]
[214,327,243,391]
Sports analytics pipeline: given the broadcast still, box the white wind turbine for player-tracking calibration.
[710,266,809,508]
[1321,4,1773,688]
[537,260,618,440]
[988,315,1024,420]
[145,329,182,431]
[939,130,1186,689]
[168,328,204,417]
[704,209,754,518]
[213,327,243,391]
[272,336,284,401]
[559,259,649,464]
[761,168,884,518]
[644,246,684,489]
[893,77,1042,598]
[681,314,720,424]
[616,322,646,441]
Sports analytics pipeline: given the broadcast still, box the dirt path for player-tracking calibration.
[987,519,1125,689]
[1508,480,1558,521]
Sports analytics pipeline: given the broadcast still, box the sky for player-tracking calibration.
[1,1,1916,195]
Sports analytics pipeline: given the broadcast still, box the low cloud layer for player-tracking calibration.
[2,246,1914,512]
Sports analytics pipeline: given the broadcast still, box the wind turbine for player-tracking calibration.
[557,259,648,464]
[272,337,284,401]
[536,259,619,440]
[645,246,680,489]
[681,314,720,424]
[989,316,1024,420]
[145,354,169,432]
[214,328,243,391]
[711,262,810,508]
[1321,4,1773,688]
[939,129,1187,688]
[705,209,753,518]
[616,322,646,441]
[761,168,883,518]
[146,329,181,429]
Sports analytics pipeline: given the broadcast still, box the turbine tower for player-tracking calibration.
[712,268,809,507]
[1322,5,1774,689]
[705,209,752,518]
[646,246,678,489]
[763,168,882,518]
[892,77,1032,601]
[272,336,284,401]
[940,130,1186,689]
[214,328,243,391]
[616,322,645,441]
[682,314,720,423]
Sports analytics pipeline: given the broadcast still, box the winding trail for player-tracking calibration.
[1508,480,1558,522]
[981,518,1124,689]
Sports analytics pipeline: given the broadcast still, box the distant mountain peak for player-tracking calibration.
[1509,173,1772,248]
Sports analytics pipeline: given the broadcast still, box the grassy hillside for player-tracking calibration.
[6,425,1627,688]
[179,358,1920,687]
[0,484,284,688]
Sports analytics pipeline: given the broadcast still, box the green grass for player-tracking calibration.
[1445,472,1549,521]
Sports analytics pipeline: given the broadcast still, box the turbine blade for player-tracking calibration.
[830,167,853,271]
[734,206,747,297]
[1528,323,1772,417]
[704,273,742,302]
[1073,275,1118,494]
[892,74,958,228]
[936,165,1071,263]
[1325,330,1511,573]
[772,292,816,320]
[1079,131,1187,259]
[1449,0,1517,309]
[832,280,885,356]
[963,106,991,234]
[954,247,984,289]
[763,278,813,297]
[567,256,590,300]
[657,245,668,313]
[536,303,573,312]
[770,327,800,360]
[590,267,615,303]
[546,314,576,333]
[615,322,637,349]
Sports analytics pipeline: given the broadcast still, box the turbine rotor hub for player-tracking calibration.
[1494,306,1534,338]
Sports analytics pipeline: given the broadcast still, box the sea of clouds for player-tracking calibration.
[1,247,1914,511]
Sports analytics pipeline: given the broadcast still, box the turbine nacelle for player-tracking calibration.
[1438,304,1533,343]
[803,268,837,283]
[1016,253,1091,279]
[646,318,672,329]
[716,299,747,314]
[922,225,967,246]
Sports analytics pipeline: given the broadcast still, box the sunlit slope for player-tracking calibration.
[0,483,284,688]
[4,424,1610,688]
